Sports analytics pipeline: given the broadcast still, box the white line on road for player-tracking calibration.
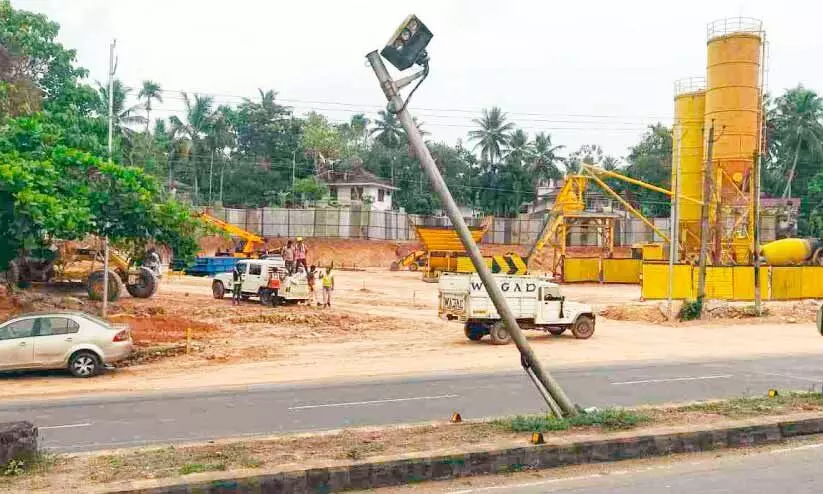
[289,394,459,410]
[611,375,733,385]
[39,423,92,430]
[751,371,822,384]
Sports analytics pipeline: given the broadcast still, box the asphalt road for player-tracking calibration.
[443,438,823,493]
[1,354,822,452]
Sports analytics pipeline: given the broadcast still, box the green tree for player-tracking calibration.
[370,110,404,148]
[530,132,563,194]
[293,176,328,204]
[138,80,162,133]
[468,107,514,165]
[0,1,88,113]
[565,144,604,174]
[169,92,214,202]
[620,124,673,216]
[771,85,823,199]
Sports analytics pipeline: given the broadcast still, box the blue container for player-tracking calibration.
[185,256,240,277]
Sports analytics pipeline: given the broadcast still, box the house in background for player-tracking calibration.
[317,158,399,212]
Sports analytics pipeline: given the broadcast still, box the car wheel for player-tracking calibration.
[571,316,595,339]
[69,351,101,378]
[489,321,512,345]
[212,280,226,299]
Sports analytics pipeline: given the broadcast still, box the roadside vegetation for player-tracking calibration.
[3,392,823,492]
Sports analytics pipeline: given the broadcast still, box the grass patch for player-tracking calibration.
[179,462,226,475]
[678,299,702,321]
[676,392,823,417]
[498,408,650,433]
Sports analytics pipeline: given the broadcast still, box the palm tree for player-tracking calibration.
[169,92,215,202]
[138,80,163,133]
[96,79,146,155]
[370,110,404,147]
[773,85,823,198]
[469,107,514,165]
[506,128,531,166]
[530,132,564,185]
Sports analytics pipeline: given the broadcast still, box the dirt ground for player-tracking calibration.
[1,269,821,400]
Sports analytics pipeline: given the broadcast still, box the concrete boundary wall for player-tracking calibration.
[112,415,823,494]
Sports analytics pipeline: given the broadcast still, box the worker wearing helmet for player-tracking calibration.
[295,237,308,273]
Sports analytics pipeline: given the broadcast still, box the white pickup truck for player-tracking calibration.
[212,258,310,305]
[438,273,596,344]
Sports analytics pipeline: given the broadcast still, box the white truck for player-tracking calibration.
[212,258,311,306]
[438,273,596,344]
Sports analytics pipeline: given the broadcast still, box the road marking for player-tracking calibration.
[751,371,822,384]
[611,375,733,385]
[39,423,92,430]
[288,394,459,410]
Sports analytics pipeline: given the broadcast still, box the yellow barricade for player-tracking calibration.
[564,258,600,283]
[641,263,693,299]
[602,258,642,284]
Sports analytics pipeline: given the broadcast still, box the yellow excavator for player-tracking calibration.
[9,242,159,301]
[198,212,266,258]
[390,249,427,271]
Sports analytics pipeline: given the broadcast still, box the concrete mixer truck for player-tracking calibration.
[760,238,823,266]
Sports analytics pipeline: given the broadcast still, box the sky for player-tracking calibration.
[12,0,823,161]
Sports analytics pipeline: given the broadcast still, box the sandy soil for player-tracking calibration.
[1,269,821,401]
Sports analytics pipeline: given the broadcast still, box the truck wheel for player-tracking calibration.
[125,267,158,298]
[260,290,274,306]
[464,323,486,341]
[571,316,595,339]
[549,328,566,336]
[212,281,226,299]
[489,322,512,345]
[88,270,122,302]
[408,263,419,272]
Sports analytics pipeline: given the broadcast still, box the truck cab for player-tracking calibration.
[438,273,595,344]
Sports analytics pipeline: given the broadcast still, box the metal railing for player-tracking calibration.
[707,17,763,40]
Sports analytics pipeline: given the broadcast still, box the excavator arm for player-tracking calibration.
[198,212,265,256]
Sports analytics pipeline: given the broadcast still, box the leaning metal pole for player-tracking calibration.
[366,51,577,417]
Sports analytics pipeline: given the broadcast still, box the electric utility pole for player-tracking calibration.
[366,50,577,417]
[696,120,715,311]
[753,150,762,315]
[103,38,117,317]
[667,127,683,320]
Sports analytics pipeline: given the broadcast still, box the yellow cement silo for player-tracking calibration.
[672,78,705,259]
[704,18,763,261]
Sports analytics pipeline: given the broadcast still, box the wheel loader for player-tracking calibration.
[8,242,159,302]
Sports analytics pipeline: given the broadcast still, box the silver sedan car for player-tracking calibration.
[0,312,133,377]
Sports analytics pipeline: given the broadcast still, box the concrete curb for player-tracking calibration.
[112,415,823,494]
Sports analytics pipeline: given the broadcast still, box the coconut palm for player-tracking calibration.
[169,92,215,202]
[773,85,823,198]
[96,78,145,137]
[506,128,531,167]
[530,132,564,184]
[138,80,163,133]
[468,107,515,164]
[370,110,404,147]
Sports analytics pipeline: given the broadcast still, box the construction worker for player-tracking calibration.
[282,240,295,274]
[295,237,308,272]
[307,265,318,306]
[321,266,334,308]
[231,264,243,305]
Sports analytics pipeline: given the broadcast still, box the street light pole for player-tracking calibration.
[103,38,117,317]
[366,50,577,417]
